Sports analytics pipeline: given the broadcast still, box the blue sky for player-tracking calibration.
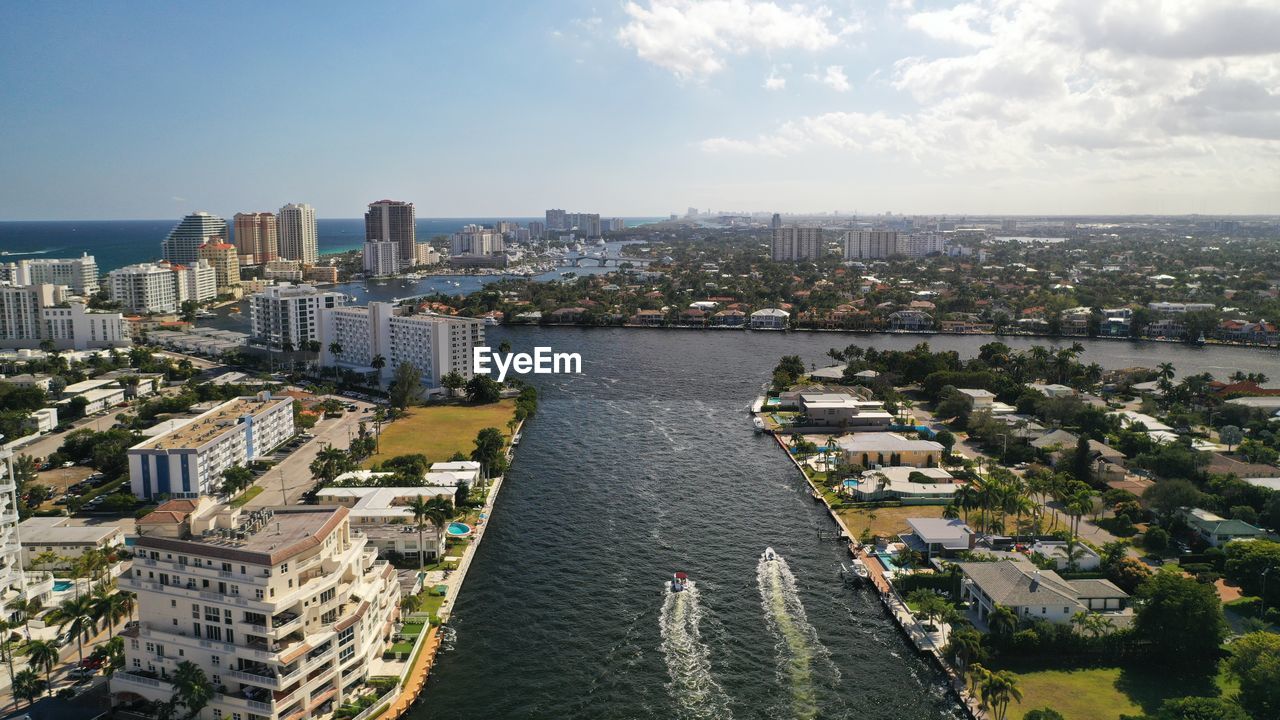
[2,0,1278,219]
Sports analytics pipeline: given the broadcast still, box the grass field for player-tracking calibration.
[836,504,947,538]
[230,486,264,508]
[367,400,516,466]
[992,663,1237,720]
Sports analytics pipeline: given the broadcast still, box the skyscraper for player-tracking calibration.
[771,213,782,229]
[365,200,415,269]
[545,209,567,231]
[770,227,825,261]
[842,230,902,259]
[233,212,279,264]
[277,202,318,264]
[197,238,241,292]
[162,212,228,267]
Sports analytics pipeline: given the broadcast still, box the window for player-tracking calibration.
[339,645,354,662]
[255,589,264,600]
[339,627,354,645]
[192,603,200,619]
[211,655,220,666]
[193,623,201,638]
[281,563,288,573]
[230,585,239,596]
[213,710,222,719]
[132,658,141,668]
[206,625,222,642]
[222,562,232,572]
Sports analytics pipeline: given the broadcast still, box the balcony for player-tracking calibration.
[226,661,304,690]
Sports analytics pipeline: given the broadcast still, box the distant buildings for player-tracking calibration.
[127,391,294,499]
[452,225,505,256]
[771,213,782,229]
[197,239,241,292]
[163,212,228,267]
[232,211,279,265]
[545,209,567,231]
[545,209,603,236]
[771,227,824,261]
[109,263,180,314]
[362,240,400,276]
[249,283,348,352]
[750,308,790,330]
[0,283,127,350]
[843,230,901,259]
[0,253,99,296]
[262,259,304,282]
[412,243,440,267]
[277,202,318,264]
[365,200,416,269]
[318,302,484,390]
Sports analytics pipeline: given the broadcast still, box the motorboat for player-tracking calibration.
[671,572,688,592]
[752,416,766,433]
[851,558,870,579]
[764,547,778,562]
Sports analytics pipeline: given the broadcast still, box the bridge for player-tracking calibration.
[559,254,651,267]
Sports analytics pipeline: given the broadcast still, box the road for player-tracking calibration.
[246,397,379,507]
[10,381,194,461]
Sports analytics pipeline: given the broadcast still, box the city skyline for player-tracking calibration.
[2,0,1279,220]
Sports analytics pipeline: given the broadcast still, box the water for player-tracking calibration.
[0,218,660,273]
[412,327,1280,719]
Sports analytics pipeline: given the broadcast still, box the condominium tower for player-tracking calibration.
[0,253,100,296]
[318,302,484,389]
[770,227,825,261]
[163,212,229,267]
[248,283,348,352]
[277,203,318,264]
[842,230,902,259]
[364,200,415,269]
[234,212,280,265]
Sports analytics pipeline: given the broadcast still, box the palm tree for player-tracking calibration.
[26,638,59,698]
[981,670,1023,720]
[12,668,44,707]
[92,589,130,640]
[988,604,1018,638]
[943,503,960,520]
[58,594,98,668]
[370,354,387,385]
[171,660,212,719]
[408,497,452,573]
[10,597,41,639]
[328,341,343,357]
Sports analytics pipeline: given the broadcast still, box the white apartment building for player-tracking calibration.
[904,233,945,257]
[112,504,401,720]
[128,392,295,500]
[0,253,100,295]
[19,515,125,570]
[175,260,218,305]
[362,240,400,276]
[843,230,902,259]
[318,302,484,390]
[277,203,318,264]
[249,283,348,351]
[163,212,229,267]
[413,243,440,266]
[451,225,505,256]
[0,446,55,620]
[0,284,127,350]
[263,259,304,282]
[315,485,451,562]
[771,227,825,261]
[110,263,180,314]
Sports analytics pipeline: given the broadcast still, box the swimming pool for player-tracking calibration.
[874,552,902,573]
[446,522,472,536]
[53,580,73,592]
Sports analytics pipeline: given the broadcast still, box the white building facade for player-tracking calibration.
[110,263,180,314]
[277,203,319,264]
[362,241,400,276]
[0,253,100,295]
[249,283,348,351]
[318,302,484,389]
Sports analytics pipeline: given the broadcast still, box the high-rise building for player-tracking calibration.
[451,225,504,256]
[173,260,217,305]
[545,209,567,231]
[413,243,440,266]
[528,221,546,239]
[363,240,400,276]
[163,212,228,267]
[771,213,782,229]
[904,233,945,257]
[0,253,99,296]
[109,263,181,314]
[113,503,400,720]
[566,213,601,237]
[0,283,126,350]
[0,447,54,620]
[277,203,318,264]
[233,212,280,265]
[364,200,415,269]
[197,239,241,292]
[248,283,348,351]
[842,230,902,259]
[319,303,484,389]
[770,227,825,261]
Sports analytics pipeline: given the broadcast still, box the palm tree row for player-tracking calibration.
[948,467,1094,541]
[966,664,1023,720]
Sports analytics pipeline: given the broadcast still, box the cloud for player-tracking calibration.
[617,0,858,80]
[701,0,1280,191]
[819,65,849,92]
[763,66,787,90]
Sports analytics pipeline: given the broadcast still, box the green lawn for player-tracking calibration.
[993,662,1237,720]
[230,486,264,508]
[837,504,947,538]
[367,400,516,465]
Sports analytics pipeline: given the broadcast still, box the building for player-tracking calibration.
[771,213,782,229]
[545,209,567,231]
[233,212,280,265]
[843,230,902,259]
[362,240,400,276]
[0,283,127,350]
[109,263,179,314]
[412,243,440,267]
[451,225,504,256]
[25,406,58,435]
[771,227,824,261]
[59,377,127,415]
[174,260,217,305]
[314,485,453,562]
[835,432,943,468]
[1028,540,1101,571]
[19,516,124,569]
[303,265,339,284]
[845,468,960,504]
[527,221,545,239]
[127,391,295,499]
[0,446,55,619]
[277,203,318,264]
[958,388,1016,415]
[750,308,790,330]
[249,283,348,352]
[567,213,601,237]
[198,240,241,292]
[903,233,945,257]
[318,302,484,390]
[958,558,1129,627]
[1182,508,1265,547]
[900,517,974,557]
[365,200,415,269]
[163,212,229,267]
[0,253,99,295]
[798,393,893,430]
[113,504,400,720]
[263,259,305,282]
[888,310,933,331]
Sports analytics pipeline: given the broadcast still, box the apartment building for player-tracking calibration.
[451,225,504,256]
[771,227,825,261]
[164,212,229,268]
[0,446,55,618]
[0,253,100,295]
[175,260,218,305]
[318,302,484,390]
[0,283,127,350]
[249,283,348,352]
[127,392,295,500]
[113,504,400,720]
[198,240,242,292]
[234,212,280,265]
[362,240,400,276]
[365,200,415,269]
[842,230,902,259]
[277,203,318,264]
[110,263,180,314]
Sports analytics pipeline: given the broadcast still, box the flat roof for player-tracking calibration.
[134,394,290,451]
[19,517,122,545]
[836,432,943,453]
[136,506,346,566]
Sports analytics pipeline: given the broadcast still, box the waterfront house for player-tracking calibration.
[807,364,847,381]
[750,308,790,330]
[888,310,933,331]
[798,393,893,430]
[711,309,746,327]
[958,558,1130,627]
[845,467,960,504]
[680,308,709,326]
[958,388,1016,415]
[1028,539,1101,571]
[899,517,975,558]
[1181,508,1265,547]
[835,432,943,468]
[1028,383,1076,398]
[629,309,666,327]
[549,307,587,323]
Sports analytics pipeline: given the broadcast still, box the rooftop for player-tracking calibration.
[136,506,347,566]
[18,516,122,545]
[835,432,943,453]
[134,394,290,451]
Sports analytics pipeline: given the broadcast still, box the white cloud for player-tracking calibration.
[701,0,1280,197]
[617,0,858,80]
[819,65,849,92]
[763,65,788,90]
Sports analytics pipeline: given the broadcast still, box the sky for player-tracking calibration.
[1,0,1278,220]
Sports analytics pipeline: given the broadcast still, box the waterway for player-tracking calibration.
[411,328,1280,720]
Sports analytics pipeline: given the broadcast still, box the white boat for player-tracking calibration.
[671,571,688,592]
[511,433,521,446]
[764,547,778,562]
[851,558,870,579]
[752,416,766,433]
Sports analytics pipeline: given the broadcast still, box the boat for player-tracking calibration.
[752,416,766,433]
[511,433,521,447]
[671,571,688,592]
[851,558,870,580]
[764,547,778,562]
[1194,332,1206,346]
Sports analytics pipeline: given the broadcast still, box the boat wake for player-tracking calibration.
[660,579,733,720]
[757,548,838,720]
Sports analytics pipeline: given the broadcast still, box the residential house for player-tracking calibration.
[899,517,975,558]
[1182,508,1265,547]
[888,310,933,331]
[835,432,944,468]
[797,393,893,430]
[959,558,1130,627]
[1028,540,1101,571]
[750,308,790,330]
[845,467,961,504]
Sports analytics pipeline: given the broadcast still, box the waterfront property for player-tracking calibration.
[798,392,893,430]
[899,517,975,558]
[112,504,401,720]
[315,485,453,563]
[127,391,295,500]
[835,432,944,468]
[367,401,515,465]
[958,558,1130,627]
[843,467,960,503]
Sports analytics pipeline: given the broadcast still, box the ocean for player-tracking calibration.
[0,218,659,273]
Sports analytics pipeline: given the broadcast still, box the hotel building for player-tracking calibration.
[248,283,348,352]
[364,200,415,270]
[127,392,295,500]
[277,203,318,265]
[318,302,483,390]
[112,504,400,720]
[0,253,100,296]
[163,212,229,268]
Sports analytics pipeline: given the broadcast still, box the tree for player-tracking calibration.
[1218,425,1244,452]
[1143,526,1170,553]
[935,430,956,459]
[1023,710,1065,720]
[370,354,387,384]
[388,362,421,411]
[471,427,506,480]
[980,669,1023,720]
[908,589,952,630]
[408,496,452,572]
[93,635,125,677]
[93,589,131,640]
[1153,696,1251,720]
[1133,568,1227,667]
[172,660,213,719]
[1224,539,1280,607]
[310,444,353,483]
[12,668,44,707]
[1142,479,1201,520]
[27,639,59,697]
[1106,557,1153,594]
[440,371,466,397]
[945,625,985,676]
[1226,631,1280,720]
[221,463,254,496]
[989,604,1018,639]
[58,594,98,668]
[1070,436,1093,482]
[465,375,502,404]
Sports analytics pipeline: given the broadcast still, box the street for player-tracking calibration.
[245,397,379,507]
